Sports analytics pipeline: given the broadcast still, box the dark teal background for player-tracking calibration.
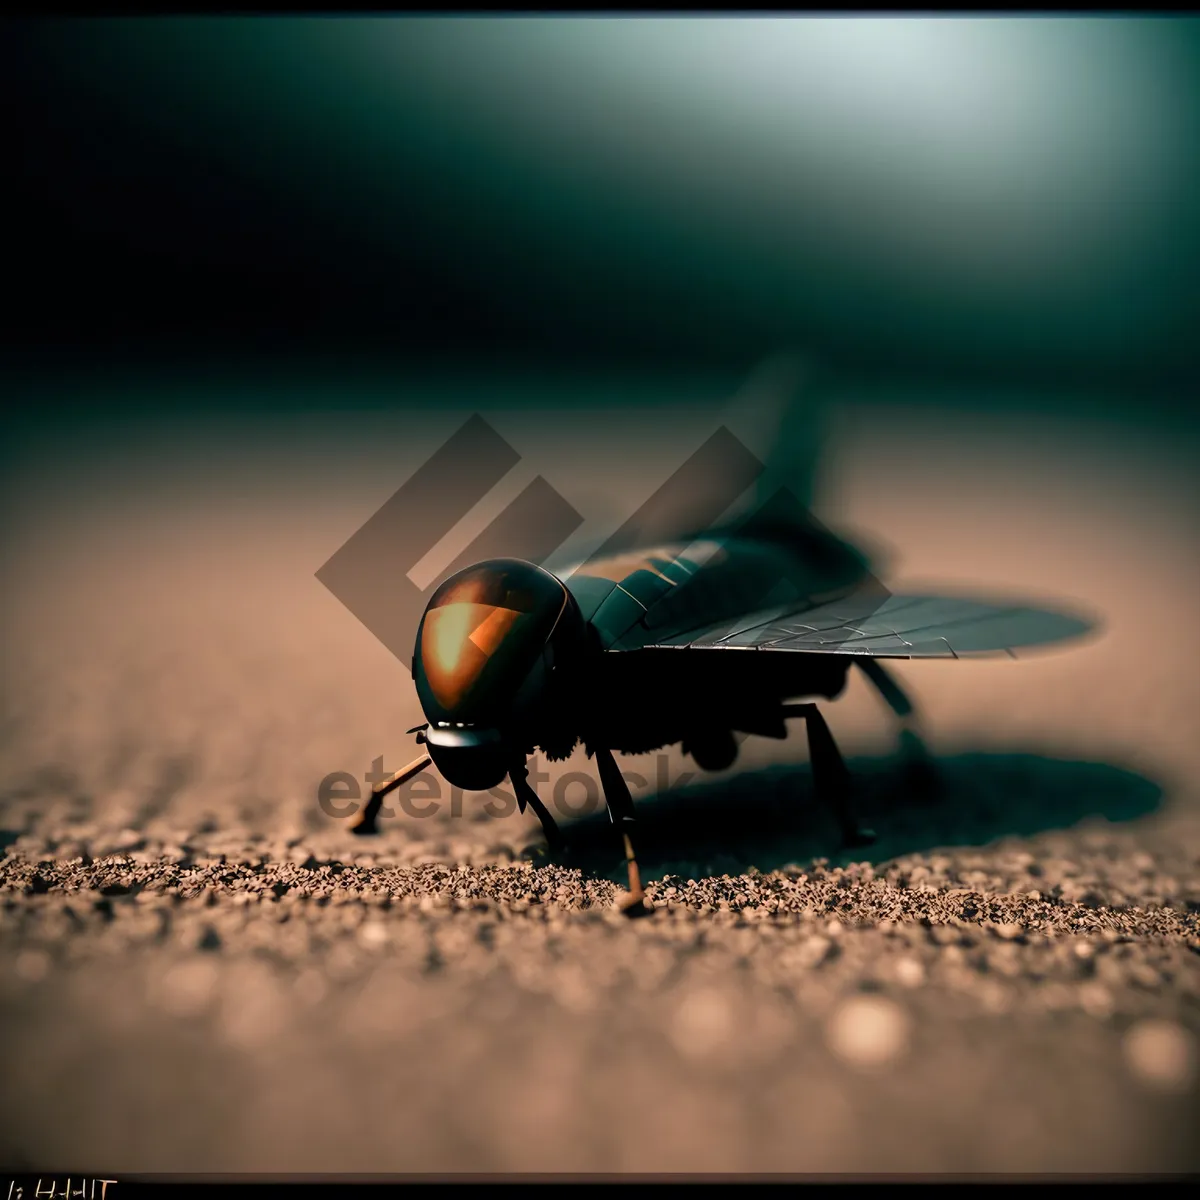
[4,17,1199,407]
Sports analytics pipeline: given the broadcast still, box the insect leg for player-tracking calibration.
[594,745,652,918]
[784,704,876,849]
[856,658,914,720]
[509,758,566,853]
[897,728,942,803]
[855,660,941,800]
[351,753,432,836]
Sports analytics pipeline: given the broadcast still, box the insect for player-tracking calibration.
[349,357,1095,916]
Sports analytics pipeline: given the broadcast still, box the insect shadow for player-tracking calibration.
[541,749,1165,884]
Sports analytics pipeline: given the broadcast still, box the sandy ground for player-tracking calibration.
[1,379,1198,1175]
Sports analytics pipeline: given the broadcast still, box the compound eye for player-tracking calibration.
[420,602,524,712]
[414,558,568,725]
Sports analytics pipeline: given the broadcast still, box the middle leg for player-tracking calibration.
[594,745,651,917]
[509,756,566,854]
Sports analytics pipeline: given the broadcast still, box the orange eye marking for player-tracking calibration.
[426,603,483,676]
[421,603,525,711]
[468,605,523,655]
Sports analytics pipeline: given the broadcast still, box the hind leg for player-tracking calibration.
[781,703,876,849]
[856,659,942,803]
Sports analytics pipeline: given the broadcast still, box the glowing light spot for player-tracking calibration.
[826,994,910,1069]
[1123,1019,1196,1094]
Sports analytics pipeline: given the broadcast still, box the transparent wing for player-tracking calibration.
[640,589,1098,659]
[551,354,840,575]
[566,527,882,653]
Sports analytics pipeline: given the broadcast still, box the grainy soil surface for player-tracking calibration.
[2,394,1198,1175]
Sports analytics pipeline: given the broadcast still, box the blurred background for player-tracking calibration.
[4,16,1200,389]
[2,16,1198,1176]
[3,12,1197,802]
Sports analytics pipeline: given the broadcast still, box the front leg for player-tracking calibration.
[351,753,432,835]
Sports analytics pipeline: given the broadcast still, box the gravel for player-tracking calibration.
[1,814,1197,1175]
